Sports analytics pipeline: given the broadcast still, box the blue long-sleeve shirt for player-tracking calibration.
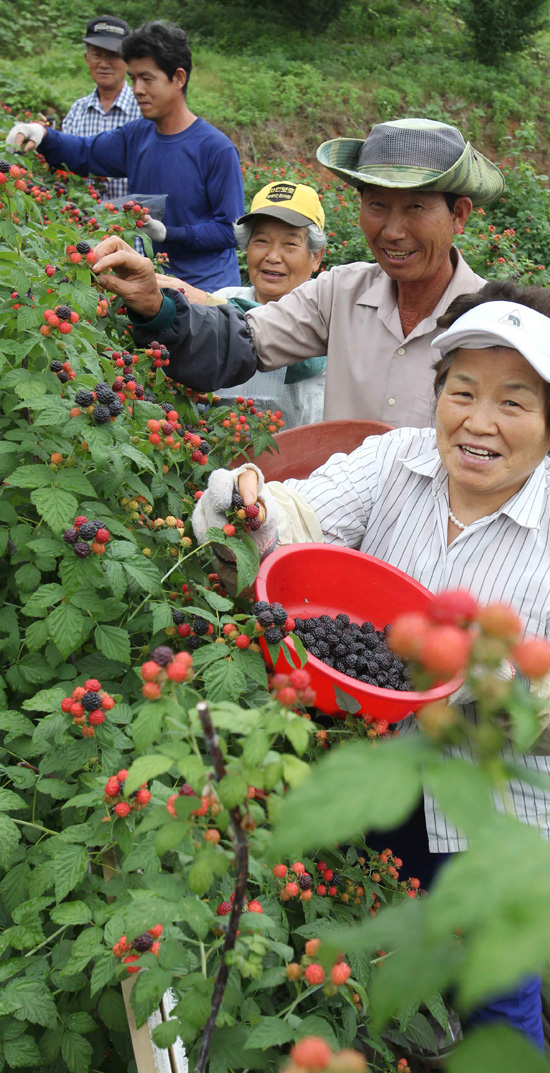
[41,117,244,289]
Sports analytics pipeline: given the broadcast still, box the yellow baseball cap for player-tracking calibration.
[237,181,325,230]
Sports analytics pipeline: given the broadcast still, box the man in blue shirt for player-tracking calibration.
[62,15,142,202]
[7,22,244,290]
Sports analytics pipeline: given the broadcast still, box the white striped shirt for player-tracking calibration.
[285,426,550,851]
[62,83,141,200]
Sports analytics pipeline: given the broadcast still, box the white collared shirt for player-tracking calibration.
[284,426,550,850]
[62,83,141,200]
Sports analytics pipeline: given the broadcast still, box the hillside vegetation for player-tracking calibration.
[3,0,550,163]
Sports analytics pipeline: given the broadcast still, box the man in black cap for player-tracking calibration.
[62,14,141,201]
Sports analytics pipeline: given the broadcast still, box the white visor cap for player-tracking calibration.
[432,300,550,383]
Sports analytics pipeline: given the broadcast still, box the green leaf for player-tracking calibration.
[50,901,92,926]
[0,788,27,811]
[204,656,247,702]
[334,684,362,715]
[94,624,131,664]
[197,586,234,612]
[447,1024,549,1073]
[178,897,215,939]
[244,1017,295,1049]
[65,1013,95,1035]
[0,813,21,868]
[284,717,311,755]
[232,647,268,688]
[97,989,128,1032]
[125,754,175,794]
[90,952,117,997]
[272,739,426,856]
[61,1028,93,1073]
[123,557,163,594]
[51,844,89,902]
[424,759,496,836]
[151,602,173,632]
[22,686,66,712]
[5,464,52,489]
[4,978,57,1027]
[53,470,96,497]
[23,583,64,618]
[155,821,189,855]
[218,773,248,809]
[31,487,78,533]
[4,1031,41,1067]
[61,927,103,974]
[119,443,156,472]
[151,1019,181,1048]
[130,966,172,1023]
[206,530,260,593]
[104,560,127,601]
[47,603,86,659]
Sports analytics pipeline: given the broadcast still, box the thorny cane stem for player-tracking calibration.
[195,701,249,1073]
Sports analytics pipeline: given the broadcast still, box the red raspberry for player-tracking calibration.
[328,886,337,897]
[277,686,297,707]
[291,862,306,875]
[61,697,73,712]
[247,900,263,913]
[112,936,129,957]
[290,1037,331,1070]
[387,612,431,659]
[322,869,334,881]
[166,794,178,817]
[141,660,161,681]
[305,938,321,957]
[512,637,550,679]
[216,901,232,916]
[330,962,351,985]
[114,802,131,818]
[123,954,140,973]
[477,603,522,641]
[72,686,86,700]
[105,777,121,797]
[166,661,191,682]
[95,528,110,544]
[143,681,161,699]
[101,695,115,710]
[84,678,101,691]
[420,626,472,677]
[284,882,299,897]
[430,588,477,626]
[74,516,88,528]
[316,884,327,896]
[177,623,192,637]
[272,864,287,878]
[316,861,327,871]
[71,702,85,718]
[88,709,105,725]
[136,788,152,807]
[235,635,250,649]
[117,769,129,781]
[245,503,259,518]
[407,890,417,898]
[304,963,325,985]
[409,878,421,889]
[284,617,296,632]
[151,941,161,955]
[147,924,163,938]
[223,524,236,536]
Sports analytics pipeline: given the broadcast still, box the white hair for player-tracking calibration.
[233,218,326,254]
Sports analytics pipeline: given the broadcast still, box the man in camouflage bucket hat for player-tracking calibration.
[88,117,505,429]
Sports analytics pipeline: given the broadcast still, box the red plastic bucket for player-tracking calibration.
[255,544,463,723]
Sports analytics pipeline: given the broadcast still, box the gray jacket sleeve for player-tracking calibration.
[128,289,259,391]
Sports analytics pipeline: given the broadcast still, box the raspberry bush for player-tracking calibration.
[1,104,550,1073]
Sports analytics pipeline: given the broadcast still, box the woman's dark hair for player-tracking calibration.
[433,278,550,428]
[122,22,192,95]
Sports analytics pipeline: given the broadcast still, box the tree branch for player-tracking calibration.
[195,700,249,1073]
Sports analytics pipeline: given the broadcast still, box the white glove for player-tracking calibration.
[139,217,167,242]
[192,463,278,558]
[6,123,46,153]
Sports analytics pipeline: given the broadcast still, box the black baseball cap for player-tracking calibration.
[83,15,131,53]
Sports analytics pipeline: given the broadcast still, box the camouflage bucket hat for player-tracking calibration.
[317,118,506,207]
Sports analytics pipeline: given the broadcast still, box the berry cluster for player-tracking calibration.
[112,924,163,973]
[285,939,353,994]
[60,678,115,736]
[183,428,210,466]
[222,493,264,536]
[284,1037,366,1073]
[172,611,215,649]
[215,896,263,917]
[62,516,111,557]
[49,358,75,384]
[145,340,171,369]
[219,397,285,447]
[293,614,412,692]
[252,600,295,645]
[147,415,182,452]
[104,769,151,816]
[42,304,79,335]
[269,669,315,708]
[166,781,215,820]
[121,200,150,229]
[140,646,194,699]
[356,849,420,910]
[65,241,97,265]
[73,380,125,423]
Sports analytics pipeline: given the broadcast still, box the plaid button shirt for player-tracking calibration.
[61,82,141,201]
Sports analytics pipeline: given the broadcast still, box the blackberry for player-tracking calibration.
[56,305,71,320]
[93,405,111,423]
[377,672,389,686]
[312,626,326,642]
[335,644,347,658]
[135,385,145,398]
[161,422,174,435]
[345,669,358,678]
[63,528,79,543]
[82,691,102,711]
[75,389,94,407]
[76,241,91,254]
[299,874,313,890]
[364,635,378,650]
[0,160,10,173]
[123,372,136,383]
[199,440,209,455]
[187,635,204,650]
[249,518,262,531]
[161,402,174,413]
[320,615,333,626]
[95,382,116,404]
[50,360,63,373]
[132,932,154,952]
[57,371,69,384]
[377,652,392,670]
[252,601,270,616]
[360,621,375,635]
[344,653,359,669]
[144,393,156,402]
[123,353,134,366]
[317,641,330,657]
[231,492,243,509]
[109,398,124,416]
[78,521,99,541]
[74,542,91,558]
[264,627,283,645]
[150,646,174,666]
[309,645,322,658]
[192,617,209,636]
[172,609,186,625]
[256,609,274,627]
[335,613,350,627]
[91,519,106,529]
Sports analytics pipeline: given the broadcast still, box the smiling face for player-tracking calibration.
[246,217,323,304]
[85,45,128,93]
[359,185,472,284]
[127,56,186,121]
[436,346,550,509]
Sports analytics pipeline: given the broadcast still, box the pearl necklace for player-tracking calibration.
[448,507,469,531]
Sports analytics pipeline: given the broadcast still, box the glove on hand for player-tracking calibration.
[6,123,46,152]
[192,463,278,558]
[139,217,167,242]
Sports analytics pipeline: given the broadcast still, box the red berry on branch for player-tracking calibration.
[114,801,131,818]
[304,964,325,985]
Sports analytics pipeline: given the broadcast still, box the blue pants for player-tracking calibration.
[366,804,544,1050]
